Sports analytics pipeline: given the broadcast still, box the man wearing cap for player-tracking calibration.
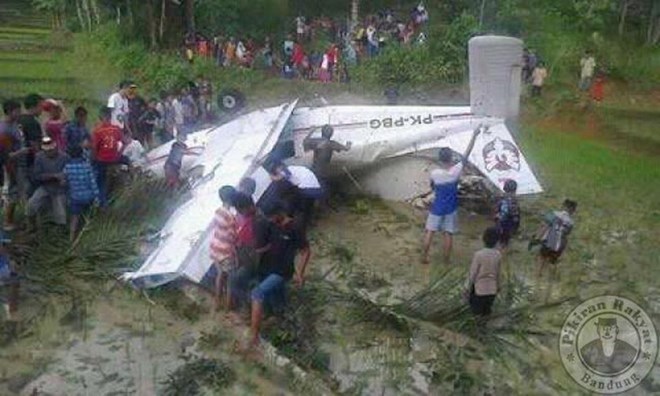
[422,126,482,265]
[107,80,136,132]
[27,136,68,229]
[580,317,638,374]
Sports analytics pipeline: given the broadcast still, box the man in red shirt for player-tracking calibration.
[92,107,125,207]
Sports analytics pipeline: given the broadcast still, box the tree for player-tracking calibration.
[619,0,630,36]
[31,0,67,29]
[351,0,359,30]
[184,0,195,33]
[647,0,660,44]
[145,0,157,48]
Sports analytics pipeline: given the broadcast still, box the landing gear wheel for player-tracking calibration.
[217,89,246,114]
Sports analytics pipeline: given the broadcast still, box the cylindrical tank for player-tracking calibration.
[469,36,523,120]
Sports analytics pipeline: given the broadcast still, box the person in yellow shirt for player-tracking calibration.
[224,38,236,67]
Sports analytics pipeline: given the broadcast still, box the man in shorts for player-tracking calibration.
[249,202,310,347]
[422,126,482,264]
[210,186,239,311]
[535,199,577,278]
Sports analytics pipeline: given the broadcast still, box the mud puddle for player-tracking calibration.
[1,286,293,395]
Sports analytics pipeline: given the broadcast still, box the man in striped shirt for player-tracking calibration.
[210,185,238,311]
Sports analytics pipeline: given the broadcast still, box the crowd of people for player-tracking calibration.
[181,3,431,83]
[0,94,132,241]
[201,122,578,347]
[523,47,604,102]
[0,85,578,335]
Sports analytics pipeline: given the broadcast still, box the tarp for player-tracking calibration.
[122,102,297,287]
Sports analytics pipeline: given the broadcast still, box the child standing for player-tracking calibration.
[531,61,548,97]
[466,227,502,317]
[210,186,238,311]
[533,199,578,277]
[495,179,521,249]
[64,146,99,242]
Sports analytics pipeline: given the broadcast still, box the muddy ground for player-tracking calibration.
[0,190,554,395]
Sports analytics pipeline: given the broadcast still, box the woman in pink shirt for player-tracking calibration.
[43,100,67,151]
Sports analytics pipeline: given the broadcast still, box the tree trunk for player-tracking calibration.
[89,0,101,25]
[351,0,359,31]
[126,0,134,27]
[647,0,660,45]
[479,0,487,29]
[159,0,166,41]
[618,0,629,37]
[184,0,195,33]
[146,0,157,49]
[81,0,93,32]
[75,0,87,31]
[116,6,121,25]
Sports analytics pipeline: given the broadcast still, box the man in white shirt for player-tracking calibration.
[172,93,185,137]
[579,51,596,91]
[107,80,135,132]
[296,16,306,41]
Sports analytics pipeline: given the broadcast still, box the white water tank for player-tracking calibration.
[469,35,523,119]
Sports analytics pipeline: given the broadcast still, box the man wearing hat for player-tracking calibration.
[580,317,639,375]
[27,136,68,230]
[107,80,136,132]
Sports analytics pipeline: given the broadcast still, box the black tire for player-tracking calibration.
[217,89,246,113]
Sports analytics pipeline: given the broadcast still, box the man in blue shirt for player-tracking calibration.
[422,126,482,265]
[64,106,90,155]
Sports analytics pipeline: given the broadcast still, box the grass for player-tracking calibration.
[515,118,660,303]
[1,1,659,394]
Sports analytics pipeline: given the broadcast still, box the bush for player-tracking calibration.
[352,12,478,90]
[82,25,268,97]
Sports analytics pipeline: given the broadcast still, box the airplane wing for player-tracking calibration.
[122,102,297,288]
[289,106,542,195]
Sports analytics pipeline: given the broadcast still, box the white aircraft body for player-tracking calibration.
[125,34,538,287]
[124,100,541,288]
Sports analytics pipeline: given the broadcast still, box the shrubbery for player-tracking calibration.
[353,12,479,89]
[80,25,268,96]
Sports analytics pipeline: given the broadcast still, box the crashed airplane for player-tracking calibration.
[122,35,543,288]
